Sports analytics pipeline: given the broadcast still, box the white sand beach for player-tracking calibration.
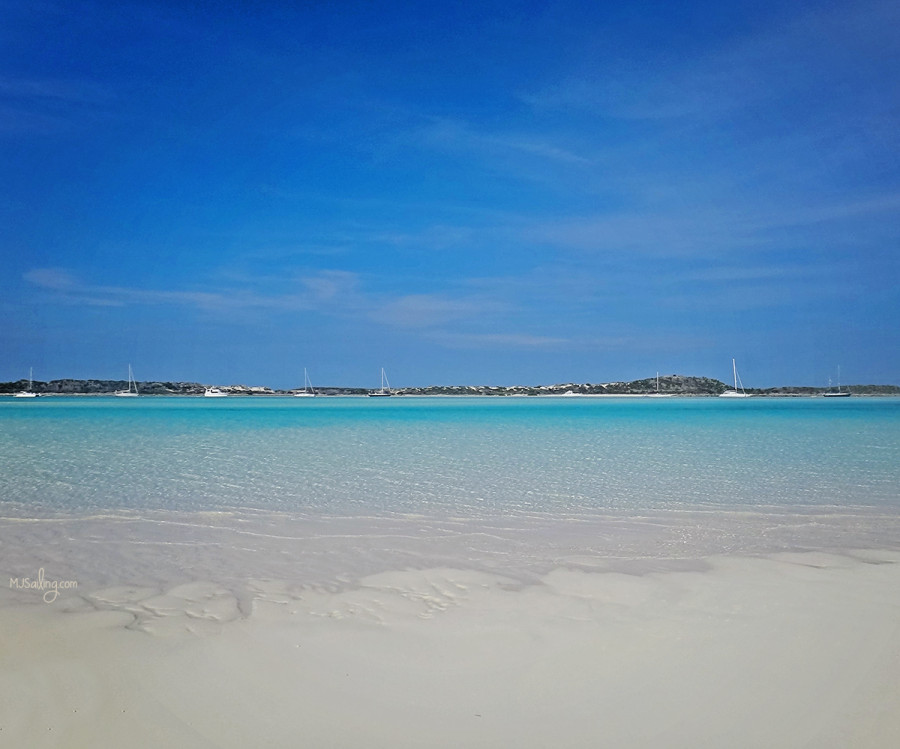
[2,513,899,748]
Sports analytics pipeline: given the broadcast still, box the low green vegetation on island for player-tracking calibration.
[2,375,898,397]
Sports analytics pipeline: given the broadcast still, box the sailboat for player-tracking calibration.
[719,358,753,398]
[823,366,851,398]
[293,368,317,397]
[114,364,139,397]
[647,372,673,398]
[14,368,39,398]
[368,368,393,397]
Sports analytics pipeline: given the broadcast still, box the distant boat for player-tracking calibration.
[114,364,139,397]
[293,368,317,397]
[368,368,393,397]
[719,359,753,398]
[13,368,39,398]
[204,387,227,398]
[824,366,851,398]
[647,372,673,398]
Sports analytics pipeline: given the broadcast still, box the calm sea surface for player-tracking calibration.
[2,396,898,518]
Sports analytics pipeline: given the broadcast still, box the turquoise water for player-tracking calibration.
[2,396,898,519]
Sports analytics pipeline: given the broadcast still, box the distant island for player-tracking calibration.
[2,374,898,397]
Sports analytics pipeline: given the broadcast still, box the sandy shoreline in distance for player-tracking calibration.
[2,516,899,748]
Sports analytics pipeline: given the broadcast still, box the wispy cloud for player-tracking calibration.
[428,331,570,350]
[370,293,508,329]
[23,267,78,290]
[0,75,110,104]
[525,0,899,122]
[23,263,605,354]
[513,0,900,223]
[415,117,593,166]
[23,267,360,313]
[0,75,113,135]
[23,266,535,343]
[513,187,900,259]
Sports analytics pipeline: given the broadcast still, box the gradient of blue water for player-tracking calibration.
[1,396,898,518]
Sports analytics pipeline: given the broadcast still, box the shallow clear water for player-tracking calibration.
[2,396,899,590]
[1,396,898,518]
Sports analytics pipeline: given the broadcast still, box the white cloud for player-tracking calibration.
[525,0,899,123]
[370,293,505,329]
[23,267,360,314]
[513,186,900,260]
[0,75,114,135]
[416,118,593,167]
[299,270,360,302]
[23,267,78,290]
[429,332,570,349]
[0,75,110,104]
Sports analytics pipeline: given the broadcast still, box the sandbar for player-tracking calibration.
[2,512,899,747]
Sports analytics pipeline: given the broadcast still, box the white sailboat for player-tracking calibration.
[823,366,851,397]
[14,368,39,398]
[647,372,673,398]
[114,364,139,397]
[368,368,393,397]
[719,358,753,398]
[293,368,317,397]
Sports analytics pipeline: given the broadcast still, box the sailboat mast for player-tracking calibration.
[732,359,738,391]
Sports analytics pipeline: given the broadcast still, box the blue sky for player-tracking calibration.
[2,0,898,388]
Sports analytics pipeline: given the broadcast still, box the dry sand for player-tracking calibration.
[3,524,899,748]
